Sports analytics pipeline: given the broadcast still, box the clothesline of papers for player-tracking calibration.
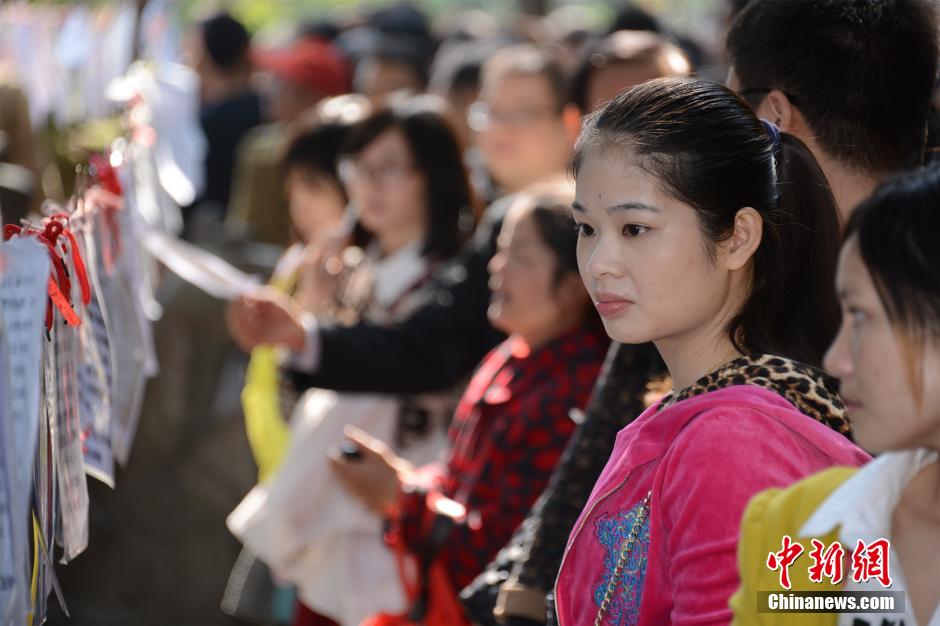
[0,142,264,625]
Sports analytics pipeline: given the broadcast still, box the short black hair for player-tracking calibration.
[727,0,939,175]
[200,12,251,71]
[608,2,661,34]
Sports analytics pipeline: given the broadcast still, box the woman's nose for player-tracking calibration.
[584,236,622,280]
[822,323,853,380]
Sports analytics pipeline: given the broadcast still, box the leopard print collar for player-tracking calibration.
[658,353,851,436]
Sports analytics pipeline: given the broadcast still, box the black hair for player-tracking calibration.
[844,164,940,344]
[281,120,349,188]
[365,34,432,89]
[342,95,475,260]
[727,0,939,175]
[573,77,841,366]
[608,3,661,34]
[200,12,251,71]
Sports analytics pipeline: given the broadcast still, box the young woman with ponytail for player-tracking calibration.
[553,78,870,626]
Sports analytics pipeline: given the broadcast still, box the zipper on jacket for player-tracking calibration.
[553,472,634,626]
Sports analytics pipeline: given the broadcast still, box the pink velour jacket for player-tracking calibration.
[554,385,869,626]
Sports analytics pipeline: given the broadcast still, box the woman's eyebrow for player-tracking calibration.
[570,200,661,214]
[607,202,661,214]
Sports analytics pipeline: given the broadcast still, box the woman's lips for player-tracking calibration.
[594,294,633,318]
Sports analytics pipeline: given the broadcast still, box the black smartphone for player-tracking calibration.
[339,441,362,461]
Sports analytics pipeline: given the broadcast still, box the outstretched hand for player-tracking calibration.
[225,287,307,352]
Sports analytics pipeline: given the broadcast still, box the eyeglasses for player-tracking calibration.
[467,101,563,131]
[737,88,802,108]
[338,158,416,187]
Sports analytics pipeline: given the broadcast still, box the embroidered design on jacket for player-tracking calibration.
[592,499,652,626]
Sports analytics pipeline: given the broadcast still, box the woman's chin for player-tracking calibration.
[487,305,510,332]
[601,319,650,345]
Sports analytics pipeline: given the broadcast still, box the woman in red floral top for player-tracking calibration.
[331,183,609,606]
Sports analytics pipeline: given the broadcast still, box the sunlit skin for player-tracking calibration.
[572,145,763,391]
[823,237,940,626]
[585,64,669,113]
[285,168,346,244]
[487,198,589,350]
[475,73,574,193]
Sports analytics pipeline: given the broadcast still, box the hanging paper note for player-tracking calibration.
[0,237,49,615]
[76,224,114,486]
[142,229,261,300]
[0,320,28,626]
[53,311,90,562]
[93,219,149,467]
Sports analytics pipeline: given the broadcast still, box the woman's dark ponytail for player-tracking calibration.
[730,131,841,366]
[573,77,842,366]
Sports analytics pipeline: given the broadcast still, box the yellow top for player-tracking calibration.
[730,466,859,626]
[241,268,297,482]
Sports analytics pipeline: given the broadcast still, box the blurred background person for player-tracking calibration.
[568,30,691,114]
[0,64,42,225]
[225,36,350,247]
[228,94,474,626]
[184,11,262,233]
[221,96,365,626]
[469,44,580,203]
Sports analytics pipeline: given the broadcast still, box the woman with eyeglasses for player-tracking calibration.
[228,93,476,626]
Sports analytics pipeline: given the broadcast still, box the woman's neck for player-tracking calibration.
[900,454,940,521]
[655,322,743,392]
[376,223,426,258]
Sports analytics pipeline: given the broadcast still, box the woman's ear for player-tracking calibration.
[721,207,763,271]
